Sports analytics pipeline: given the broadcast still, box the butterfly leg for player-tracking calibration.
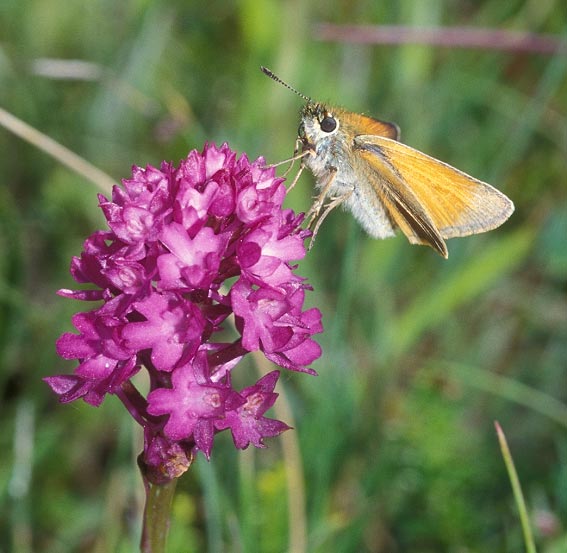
[308,190,353,249]
[287,162,306,192]
[306,168,337,228]
[268,147,312,193]
[306,169,353,248]
[281,138,305,178]
[286,144,315,191]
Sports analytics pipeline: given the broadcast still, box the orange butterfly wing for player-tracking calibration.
[354,135,514,257]
[338,111,400,140]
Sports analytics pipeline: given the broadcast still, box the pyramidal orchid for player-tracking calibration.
[45,143,323,487]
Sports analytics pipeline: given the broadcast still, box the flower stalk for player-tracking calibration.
[140,477,179,553]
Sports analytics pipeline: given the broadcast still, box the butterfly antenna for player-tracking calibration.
[260,66,311,102]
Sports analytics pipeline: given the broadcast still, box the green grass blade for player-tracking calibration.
[495,422,537,553]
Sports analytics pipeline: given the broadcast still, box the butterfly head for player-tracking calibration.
[299,102,343,156]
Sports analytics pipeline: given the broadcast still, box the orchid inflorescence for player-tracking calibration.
[45,143,322,482]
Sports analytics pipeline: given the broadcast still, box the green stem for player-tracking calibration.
[495,422,537,553]
[140,477,178,553]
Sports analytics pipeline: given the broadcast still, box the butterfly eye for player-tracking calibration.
[319,115,337,133]
[298,122,306,139]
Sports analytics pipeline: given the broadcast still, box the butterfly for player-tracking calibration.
[262,66,514,258]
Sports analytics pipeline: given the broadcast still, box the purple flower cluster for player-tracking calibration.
[46,143,322,481]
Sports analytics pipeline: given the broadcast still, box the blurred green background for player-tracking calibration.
[1,1,566,552]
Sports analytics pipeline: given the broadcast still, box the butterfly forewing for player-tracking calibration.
[355,135,514,240]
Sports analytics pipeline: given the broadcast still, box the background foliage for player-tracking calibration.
[1,1,566,551]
